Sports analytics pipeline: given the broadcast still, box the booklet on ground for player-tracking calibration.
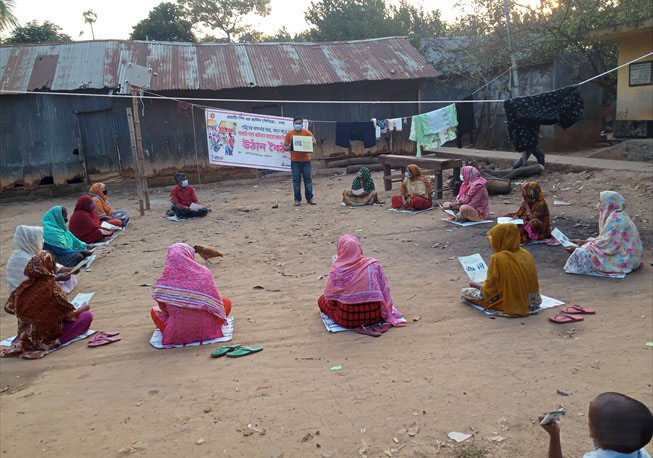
[551,227,578,248]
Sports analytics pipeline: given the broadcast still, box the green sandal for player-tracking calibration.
[226,345,263,358]
[211,344,241,358]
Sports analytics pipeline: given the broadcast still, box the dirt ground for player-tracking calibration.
[1,166,652,458]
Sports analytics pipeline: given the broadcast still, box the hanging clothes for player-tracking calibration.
[409,104,458,156]
[335,122,377,149]
[504,85,584,152]
[388,118,403,131]
[455,96,476,148]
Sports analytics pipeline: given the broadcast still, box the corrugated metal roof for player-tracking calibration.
[0,37,437,94]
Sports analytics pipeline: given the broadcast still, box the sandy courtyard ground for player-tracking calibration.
[1,166,652,458]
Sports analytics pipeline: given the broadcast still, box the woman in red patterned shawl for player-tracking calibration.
[507,181,552,243]
[1,251,94,359]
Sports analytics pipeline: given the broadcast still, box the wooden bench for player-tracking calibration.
[378,155,462,199]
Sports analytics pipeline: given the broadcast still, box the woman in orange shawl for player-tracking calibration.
[1,251,93,359]
[460,223,542,317]
[391,164,433,211]
[89,183,129,228]
[507,181,552,243]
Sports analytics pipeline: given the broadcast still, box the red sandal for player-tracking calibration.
[561,305,596,315]
[549,313,584,324]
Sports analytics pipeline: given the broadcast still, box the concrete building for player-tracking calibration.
[585,18,653,138]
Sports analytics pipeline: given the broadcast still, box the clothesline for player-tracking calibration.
[0,51,649,109]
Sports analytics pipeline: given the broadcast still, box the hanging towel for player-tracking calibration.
[409,104,458,156]
[504,85,584,152]
[388,118,403,131]
[455,96,476,148]
[335,122,377,149]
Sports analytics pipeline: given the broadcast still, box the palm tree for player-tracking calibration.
[0,0,18,32]
[83,9,97,40]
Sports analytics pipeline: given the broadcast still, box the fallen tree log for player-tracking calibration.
[326,157,380,168]
[346,164,385,174]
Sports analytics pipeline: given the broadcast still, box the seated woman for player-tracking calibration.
[443,165,489,222]
[150,243,232,345]
[507,181,552,244]
[68,195,116,244]
[391,164,433,211]
[89,182,129,228]
[318,234,404,333]
[1,251,93,359]
[342,167,382,206]
[461,224,542,317]
[564,191,643,276]
[6,225,78,295]
[42,206,93,267]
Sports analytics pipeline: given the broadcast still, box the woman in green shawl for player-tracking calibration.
[42,206,93,267]
[342,167,382,206]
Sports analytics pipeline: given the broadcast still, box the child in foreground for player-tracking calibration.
[540,392,652,458]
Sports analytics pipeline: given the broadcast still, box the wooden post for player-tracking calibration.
[130,88,151,210]
[74,116,90,185]
[126,108,145,216]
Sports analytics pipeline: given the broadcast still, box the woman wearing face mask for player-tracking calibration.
[391,164,433,211]
[170,172,209,219]
[89,182,129,228]
[42,206,93,267]
[443,165,489,222]
[342,167,382,206]
[68,195,116,244]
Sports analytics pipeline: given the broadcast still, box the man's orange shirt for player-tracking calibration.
[284,129,316,162]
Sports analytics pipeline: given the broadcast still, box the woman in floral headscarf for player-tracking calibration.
[564,191,643,276]
[1,251,93,359]
[443,165,489,222]
[507,181,552,243]
[342,167,382,206]
[391,164,433,211]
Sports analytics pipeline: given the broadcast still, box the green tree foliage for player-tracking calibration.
[82,10,98,40]
[5,20,71,43]
[448,0,653,89]
[131,2,196,42]
[302,0,445,41]
[178,0,271,42]
[0,0,18,32]
[238,26,293,43]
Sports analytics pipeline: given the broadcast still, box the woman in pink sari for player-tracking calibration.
[443,165,490,222]
[150,243,232,345]
[318,235,404,335]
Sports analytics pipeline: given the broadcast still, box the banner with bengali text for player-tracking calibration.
[205,109,301,172]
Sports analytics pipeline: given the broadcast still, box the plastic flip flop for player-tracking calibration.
[96,331,120,338]
[355,326,381,337]
[549,313,584,324]
[561,305,596,315]
[226,345,264,358]
[88,335,121,347]
[211,344,241,358]
[371,323,391,334]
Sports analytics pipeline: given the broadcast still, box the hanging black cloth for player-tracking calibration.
[455,95,476,148]
[504,85,584,152]
[335,122,377,149]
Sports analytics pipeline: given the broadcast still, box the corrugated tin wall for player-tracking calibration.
[0,80,423,191]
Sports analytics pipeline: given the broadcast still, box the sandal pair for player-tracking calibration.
[88,331,121,347]
[355,322,391,337]
[211,344,264,358]
[549,305,596,324]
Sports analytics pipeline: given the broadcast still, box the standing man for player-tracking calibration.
[170,172,209,219]
[284,117,317,206]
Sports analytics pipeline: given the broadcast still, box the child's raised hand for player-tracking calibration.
[538,415,561,437]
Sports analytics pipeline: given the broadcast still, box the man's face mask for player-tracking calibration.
[294,124,302,131]
[181,179,189,187]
